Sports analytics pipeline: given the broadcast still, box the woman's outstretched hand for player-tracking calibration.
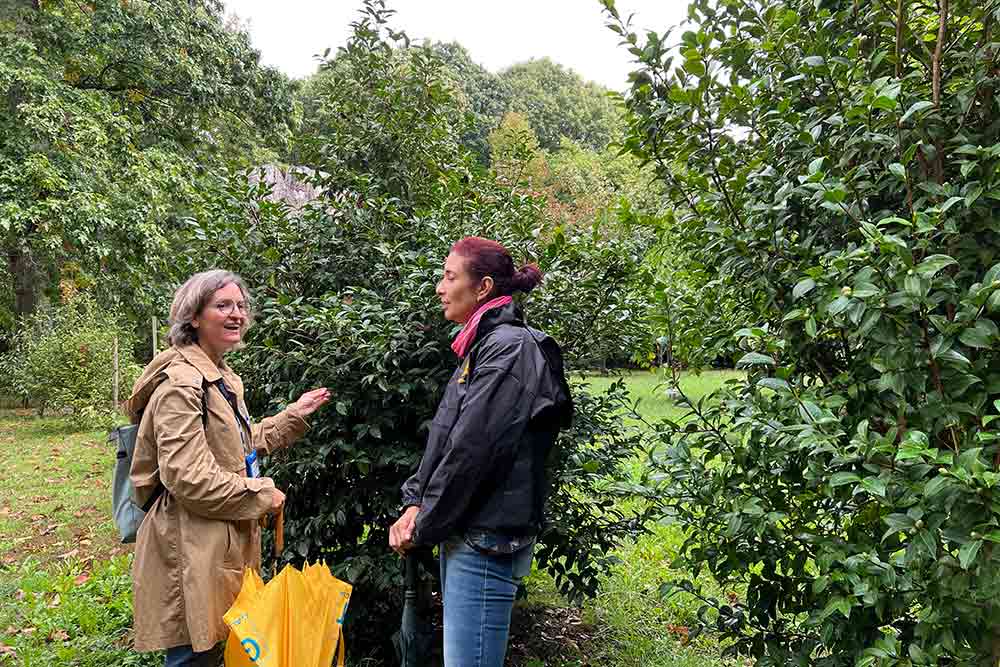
[291,387,331,416]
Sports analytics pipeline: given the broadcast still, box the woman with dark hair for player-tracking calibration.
[389,237,573,667]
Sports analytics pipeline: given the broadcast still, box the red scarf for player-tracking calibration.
[451,296,512,358]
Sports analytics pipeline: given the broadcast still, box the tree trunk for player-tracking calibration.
[8,247,41,318]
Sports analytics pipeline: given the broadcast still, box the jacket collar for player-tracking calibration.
[471,301,524,350]
[175,344,226,383]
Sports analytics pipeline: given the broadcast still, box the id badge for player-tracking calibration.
[245,450,260,478]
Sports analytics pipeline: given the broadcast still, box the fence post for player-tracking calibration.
[113,335,119,410]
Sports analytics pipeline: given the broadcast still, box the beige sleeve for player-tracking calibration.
[153,384,276,520]
[251,403,309,456]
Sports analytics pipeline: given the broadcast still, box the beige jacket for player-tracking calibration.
[126,344,308,652]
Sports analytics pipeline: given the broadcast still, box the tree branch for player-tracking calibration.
[896,0,906,79]
[932,0,949,108]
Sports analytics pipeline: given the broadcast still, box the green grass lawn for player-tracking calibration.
[0,411,127,565]
[580,368,744,423]
[0,370,740,667]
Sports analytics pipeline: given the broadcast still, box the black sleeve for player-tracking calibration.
[400,470,423,509]
[412,337,536,546]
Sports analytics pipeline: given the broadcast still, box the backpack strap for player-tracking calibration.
[140,381,210,512]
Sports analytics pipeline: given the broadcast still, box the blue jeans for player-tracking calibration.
[439,534,535,667]
[164,644,217,667]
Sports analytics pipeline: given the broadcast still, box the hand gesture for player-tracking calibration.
[291,387,331,417]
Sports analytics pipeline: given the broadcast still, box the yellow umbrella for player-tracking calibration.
[223,560,352,667]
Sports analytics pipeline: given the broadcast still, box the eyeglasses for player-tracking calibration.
[211,300,250,317]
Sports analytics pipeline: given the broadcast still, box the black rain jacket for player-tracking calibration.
[400,302,573,547]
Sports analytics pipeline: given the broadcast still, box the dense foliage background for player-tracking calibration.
[19,0,1000,664]
[606,0,1000,663]
[180,3,661,659]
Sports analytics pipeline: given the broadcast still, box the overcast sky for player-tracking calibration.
[224,1,688,91]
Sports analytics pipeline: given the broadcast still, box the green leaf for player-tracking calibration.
[966,184,984,207]
[805,316,818,338]
[803,55,825,67]
[900,100,933,123]
[757,377,790,391]
[984,262,1000,285]
[829,472,861,487]
[793,278,816,300]
[959,320,997,348]
[873,95,898,111]
[940,196,964,213]
[683,58,706,77]
[923,475,950,497]
[940,349,972,366]
[827,295,851,316]
[904,273,925,297]
[861,477,886,497]
[915,254,957,278]
[808,157,825,175]
[888,163,906,180]
[959,540,982,569]
[737,352,776,367]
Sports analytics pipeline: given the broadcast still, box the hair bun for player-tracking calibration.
[510,264,543,293]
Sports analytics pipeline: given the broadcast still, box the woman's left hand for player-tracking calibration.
[291,387,332,416]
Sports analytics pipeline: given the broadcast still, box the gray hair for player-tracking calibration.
[167,270,253,347]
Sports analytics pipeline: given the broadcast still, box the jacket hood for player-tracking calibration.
[125,345,225,421]
[474,301,524,346]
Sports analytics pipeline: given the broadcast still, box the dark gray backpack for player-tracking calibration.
[110,387,208,543]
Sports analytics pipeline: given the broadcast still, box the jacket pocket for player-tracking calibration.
[222,520,244,569]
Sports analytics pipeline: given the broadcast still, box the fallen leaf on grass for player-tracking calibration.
[47,629,69,642]
[47,594,60,608]
[666,623,690,637]
[1,555,16,565]
[0,507,9,517]
[29,515,44,522]
[3,626,15,637]
[0,642,15,658]
[40,524,60,536]
[18,628,35,636]
[74,573,90,586]
[79,538,92,547]
[13,591,24,602]
[58,548,78,560]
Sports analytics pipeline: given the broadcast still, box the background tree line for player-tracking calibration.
[0,0,671,661]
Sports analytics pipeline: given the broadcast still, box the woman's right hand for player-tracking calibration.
[262,485,285,514]
[389,506,420,555]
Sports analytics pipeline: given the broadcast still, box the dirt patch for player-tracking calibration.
[507,603,600,666]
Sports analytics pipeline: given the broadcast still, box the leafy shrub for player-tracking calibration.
[184,2,659,659]
[609,0,1000,664]
[0,289,141,428]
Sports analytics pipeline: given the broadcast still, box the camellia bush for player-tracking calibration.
[185,2,659,658]
[606,0,1000,664]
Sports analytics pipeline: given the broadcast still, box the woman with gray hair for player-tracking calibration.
[125,269,330,667]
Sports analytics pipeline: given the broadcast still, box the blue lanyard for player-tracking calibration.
[214,380,251,455]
